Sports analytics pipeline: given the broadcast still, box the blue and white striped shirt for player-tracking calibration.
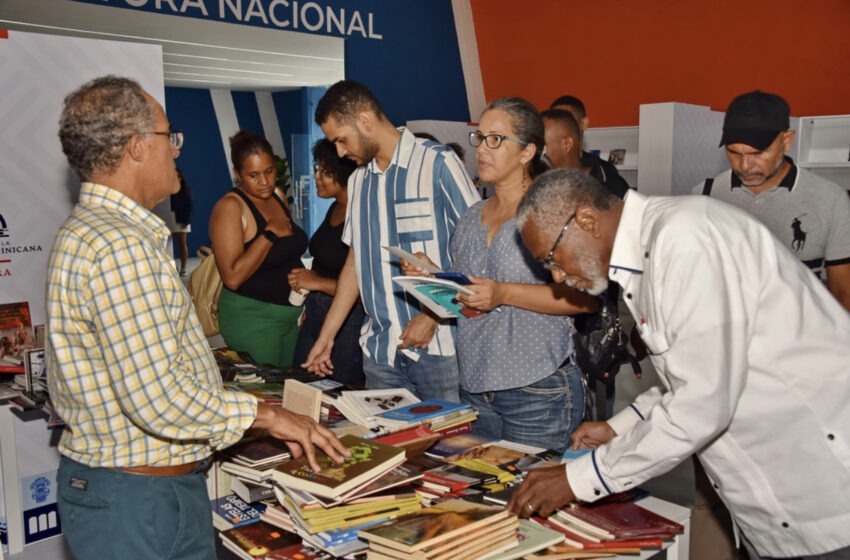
[342,128,479,365]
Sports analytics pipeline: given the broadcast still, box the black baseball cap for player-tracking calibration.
[719,91,790,150]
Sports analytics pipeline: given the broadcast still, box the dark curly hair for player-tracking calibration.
[312,138,357,187]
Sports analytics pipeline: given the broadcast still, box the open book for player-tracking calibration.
[392,276,483,319]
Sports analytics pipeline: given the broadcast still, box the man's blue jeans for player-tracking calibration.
[460,361,585,452]
[57,456,215,560]
[363,352,460,402]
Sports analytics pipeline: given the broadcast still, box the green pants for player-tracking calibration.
[218,288,302,367]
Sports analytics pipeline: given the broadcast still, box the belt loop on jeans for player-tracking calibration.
[111,459,206,476]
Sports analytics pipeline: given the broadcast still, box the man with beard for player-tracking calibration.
[509,169,850,560]
[694,91,850,311]
[302,80,479,400]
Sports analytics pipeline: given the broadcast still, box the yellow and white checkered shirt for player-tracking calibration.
[46,182,257,467]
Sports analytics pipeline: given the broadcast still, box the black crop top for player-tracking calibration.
[308,201,349,280]
[230,188,308,306]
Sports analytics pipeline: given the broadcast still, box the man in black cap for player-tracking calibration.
[695,90,850,312]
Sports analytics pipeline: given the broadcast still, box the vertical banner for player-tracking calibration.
[0,29,164,555]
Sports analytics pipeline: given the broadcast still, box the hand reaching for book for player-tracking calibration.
[507,464,575,519]
[251,403,350,472]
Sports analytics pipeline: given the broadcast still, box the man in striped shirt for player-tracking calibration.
[302,80,479,400]
[47,76,347,560]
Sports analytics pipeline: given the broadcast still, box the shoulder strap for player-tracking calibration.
[229,189,257,231]
[701,178,714,196]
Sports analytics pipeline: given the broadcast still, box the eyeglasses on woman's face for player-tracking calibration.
[468,131,528,149]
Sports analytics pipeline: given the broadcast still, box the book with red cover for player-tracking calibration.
[557,501,684,539]
[535,516,667,549]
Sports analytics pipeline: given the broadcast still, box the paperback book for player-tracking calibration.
[211,493,267,531]
[272,435,405,499]
[392,276,482,319]
[358,498,512,554]
[374,399,471,427]
[219,520,301,559]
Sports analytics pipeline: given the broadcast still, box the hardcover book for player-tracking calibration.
[272,435,405,499]
[556,501,684,539]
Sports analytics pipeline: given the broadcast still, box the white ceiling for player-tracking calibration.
[0,0,345,90]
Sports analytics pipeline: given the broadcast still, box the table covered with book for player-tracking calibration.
[210,348,690,560]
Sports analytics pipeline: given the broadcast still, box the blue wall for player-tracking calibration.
[165,87,232,256]
[72,0,470,124]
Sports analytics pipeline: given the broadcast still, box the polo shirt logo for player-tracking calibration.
[791,214,807,251]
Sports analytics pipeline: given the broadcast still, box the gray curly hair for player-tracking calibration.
[58,75,155,181]
[516,169,619,238]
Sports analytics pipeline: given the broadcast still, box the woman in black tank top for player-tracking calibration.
[209,131,307,367]
[289,139,365,385]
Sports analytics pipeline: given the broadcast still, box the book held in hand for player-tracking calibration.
[392,275,482,319]
[271,435,405,499]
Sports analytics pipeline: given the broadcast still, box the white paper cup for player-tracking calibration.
[288,289,308,306]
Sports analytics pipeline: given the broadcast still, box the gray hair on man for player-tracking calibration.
[516,168,619,238]
[58,75,155,181]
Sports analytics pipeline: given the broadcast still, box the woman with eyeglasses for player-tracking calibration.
[289,139,365,386]
[209,130,308,367]
[403,98,597,451]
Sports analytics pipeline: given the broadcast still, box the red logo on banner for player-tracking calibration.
[0,30,9,39]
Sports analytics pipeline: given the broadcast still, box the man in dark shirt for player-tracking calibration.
[541,108,629,198]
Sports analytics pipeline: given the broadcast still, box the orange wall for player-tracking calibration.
[470,0,850,126]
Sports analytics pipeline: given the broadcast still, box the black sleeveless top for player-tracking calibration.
[231,188,308,306]
[308,201,349,280]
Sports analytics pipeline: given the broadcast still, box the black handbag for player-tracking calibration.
[572,290,641,390]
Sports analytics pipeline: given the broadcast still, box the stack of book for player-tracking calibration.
[269,435,416,556]
[328,388,420,428]
[358,499,520,560]
[371,399,478,433]
[220,436,293,487]
[535,499,685,555]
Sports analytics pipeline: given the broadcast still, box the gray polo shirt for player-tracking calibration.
[693,157,850,278]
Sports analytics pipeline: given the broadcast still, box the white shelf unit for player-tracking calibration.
[584,126,639,186]
[795,115,850,189]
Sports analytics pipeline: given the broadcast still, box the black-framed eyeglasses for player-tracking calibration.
[468,131,528,149]
[312,164,333,178]
[140,130,184,149]
[542,213,576,270]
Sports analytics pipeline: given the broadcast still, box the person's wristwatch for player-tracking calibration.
[262,229,279,243]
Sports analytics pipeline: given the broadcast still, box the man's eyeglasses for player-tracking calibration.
[542,213,576,270]
[312,164,334,178]
[468,131,528,149]
[141,130,184,150]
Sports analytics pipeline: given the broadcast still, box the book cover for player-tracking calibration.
[0,301,35,373]
[558,501,684,539]
[220,520,301,558]
[228,436,292,467]
[445,443,528,466]
[382,246,442,274]
[426,433,497,459]
[375,399,470,425]
[338,388,420,427]
[272,435,406,499]
[392,275,479,319]
[211,494,267,530]
[536,516,665,550]
[358,499,511,553]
